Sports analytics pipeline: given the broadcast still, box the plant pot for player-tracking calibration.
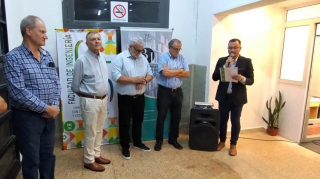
[267,128,278,136]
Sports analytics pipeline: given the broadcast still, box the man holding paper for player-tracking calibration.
[212,38,254,156]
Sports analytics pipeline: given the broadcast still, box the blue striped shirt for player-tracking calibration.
[157,52,189,89]
[3,43,61,113]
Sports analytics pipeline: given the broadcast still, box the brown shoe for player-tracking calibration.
[216,142,225,151]
[84,162,105,172]
[95,156,111,164]
[229,145,237,156]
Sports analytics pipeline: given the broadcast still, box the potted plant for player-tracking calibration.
[262,91,286,136]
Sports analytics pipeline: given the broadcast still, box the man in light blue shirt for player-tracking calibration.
[154,39,190,151]
[111,37,153,160]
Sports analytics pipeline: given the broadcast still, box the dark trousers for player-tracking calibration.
[12,108,56,179]
[218,94,243,145]
[156,86,183,143]
[118,93,145,149]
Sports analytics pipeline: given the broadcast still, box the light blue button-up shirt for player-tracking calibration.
[71,50,109,96]
[111,50,153,95]
[157,52,189,89]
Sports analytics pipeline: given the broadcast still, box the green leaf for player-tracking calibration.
[262,117,269,125]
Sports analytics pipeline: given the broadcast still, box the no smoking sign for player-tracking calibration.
[111,1,128,22]
[113,4,126,18]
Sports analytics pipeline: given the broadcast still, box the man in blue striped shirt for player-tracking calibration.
[3,15,61,179]
[154,39,190,151]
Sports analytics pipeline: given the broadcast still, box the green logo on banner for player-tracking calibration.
[64,121,75,131]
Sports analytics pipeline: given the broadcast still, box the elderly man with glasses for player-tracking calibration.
[111,37,153,160]
[154,39,190,151]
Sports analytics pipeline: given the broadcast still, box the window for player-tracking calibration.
[279,4,320,84]
[280,26,309,82]
[287,4,320,22]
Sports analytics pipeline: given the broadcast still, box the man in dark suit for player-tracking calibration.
[212,38,254,156]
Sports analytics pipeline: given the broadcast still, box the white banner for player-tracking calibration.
[56,29,119,150]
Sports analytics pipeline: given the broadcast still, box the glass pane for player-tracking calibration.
[0,25,4,55]
[280,26,309,81]
[0,119,11,148]
[0,145,15,179]
[75,0,111,21]
[128,2,160,23]
[309,24,320,98]
[287,4,320,22]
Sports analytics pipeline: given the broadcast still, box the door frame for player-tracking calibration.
[301,22,320,142]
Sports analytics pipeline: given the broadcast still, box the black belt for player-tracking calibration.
[159,85,181,92]
[78,93,106,99]
[119,93,144,98]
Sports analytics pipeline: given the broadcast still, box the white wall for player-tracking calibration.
[5,0,63,63]
[169,0,197,66]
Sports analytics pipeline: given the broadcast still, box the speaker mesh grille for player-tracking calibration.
[189,123,218,151]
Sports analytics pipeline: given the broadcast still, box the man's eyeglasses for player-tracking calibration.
[228,47,240,50]
[132,46,144,53]
[170,46,182,52]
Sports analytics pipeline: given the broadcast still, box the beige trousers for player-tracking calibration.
[80,97,107,164]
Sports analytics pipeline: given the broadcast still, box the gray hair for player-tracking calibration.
[129,37,144,46]
[168,39,181,47]
[20,15,43,37]
[86,31,100,41]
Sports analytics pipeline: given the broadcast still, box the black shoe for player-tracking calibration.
[122,149,130,160]
[168,141,183,150]
[133,143,151,152]
[154,141,163,151]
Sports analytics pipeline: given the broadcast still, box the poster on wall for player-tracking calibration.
[56,29,119,150]
[120,27,172,140]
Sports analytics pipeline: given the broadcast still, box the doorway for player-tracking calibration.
[302,23,320,142]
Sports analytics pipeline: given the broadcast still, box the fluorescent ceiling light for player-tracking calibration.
[98,10,101,16]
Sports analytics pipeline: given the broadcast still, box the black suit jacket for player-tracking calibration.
[212,55,254,105]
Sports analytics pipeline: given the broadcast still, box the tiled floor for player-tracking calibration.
[307,123,320,136]
[16,131,320,179]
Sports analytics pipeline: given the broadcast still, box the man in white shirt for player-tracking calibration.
[111,37,153,160]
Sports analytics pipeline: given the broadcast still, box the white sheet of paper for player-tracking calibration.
[220,67,238,82]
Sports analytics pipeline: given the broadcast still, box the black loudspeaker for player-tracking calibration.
[189,107,220,151]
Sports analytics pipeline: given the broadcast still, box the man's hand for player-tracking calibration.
[232,74,244,82]
[132,76,146,84]
[43,106,60,119]
[225,57,235,67]
[136,84,144,90]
